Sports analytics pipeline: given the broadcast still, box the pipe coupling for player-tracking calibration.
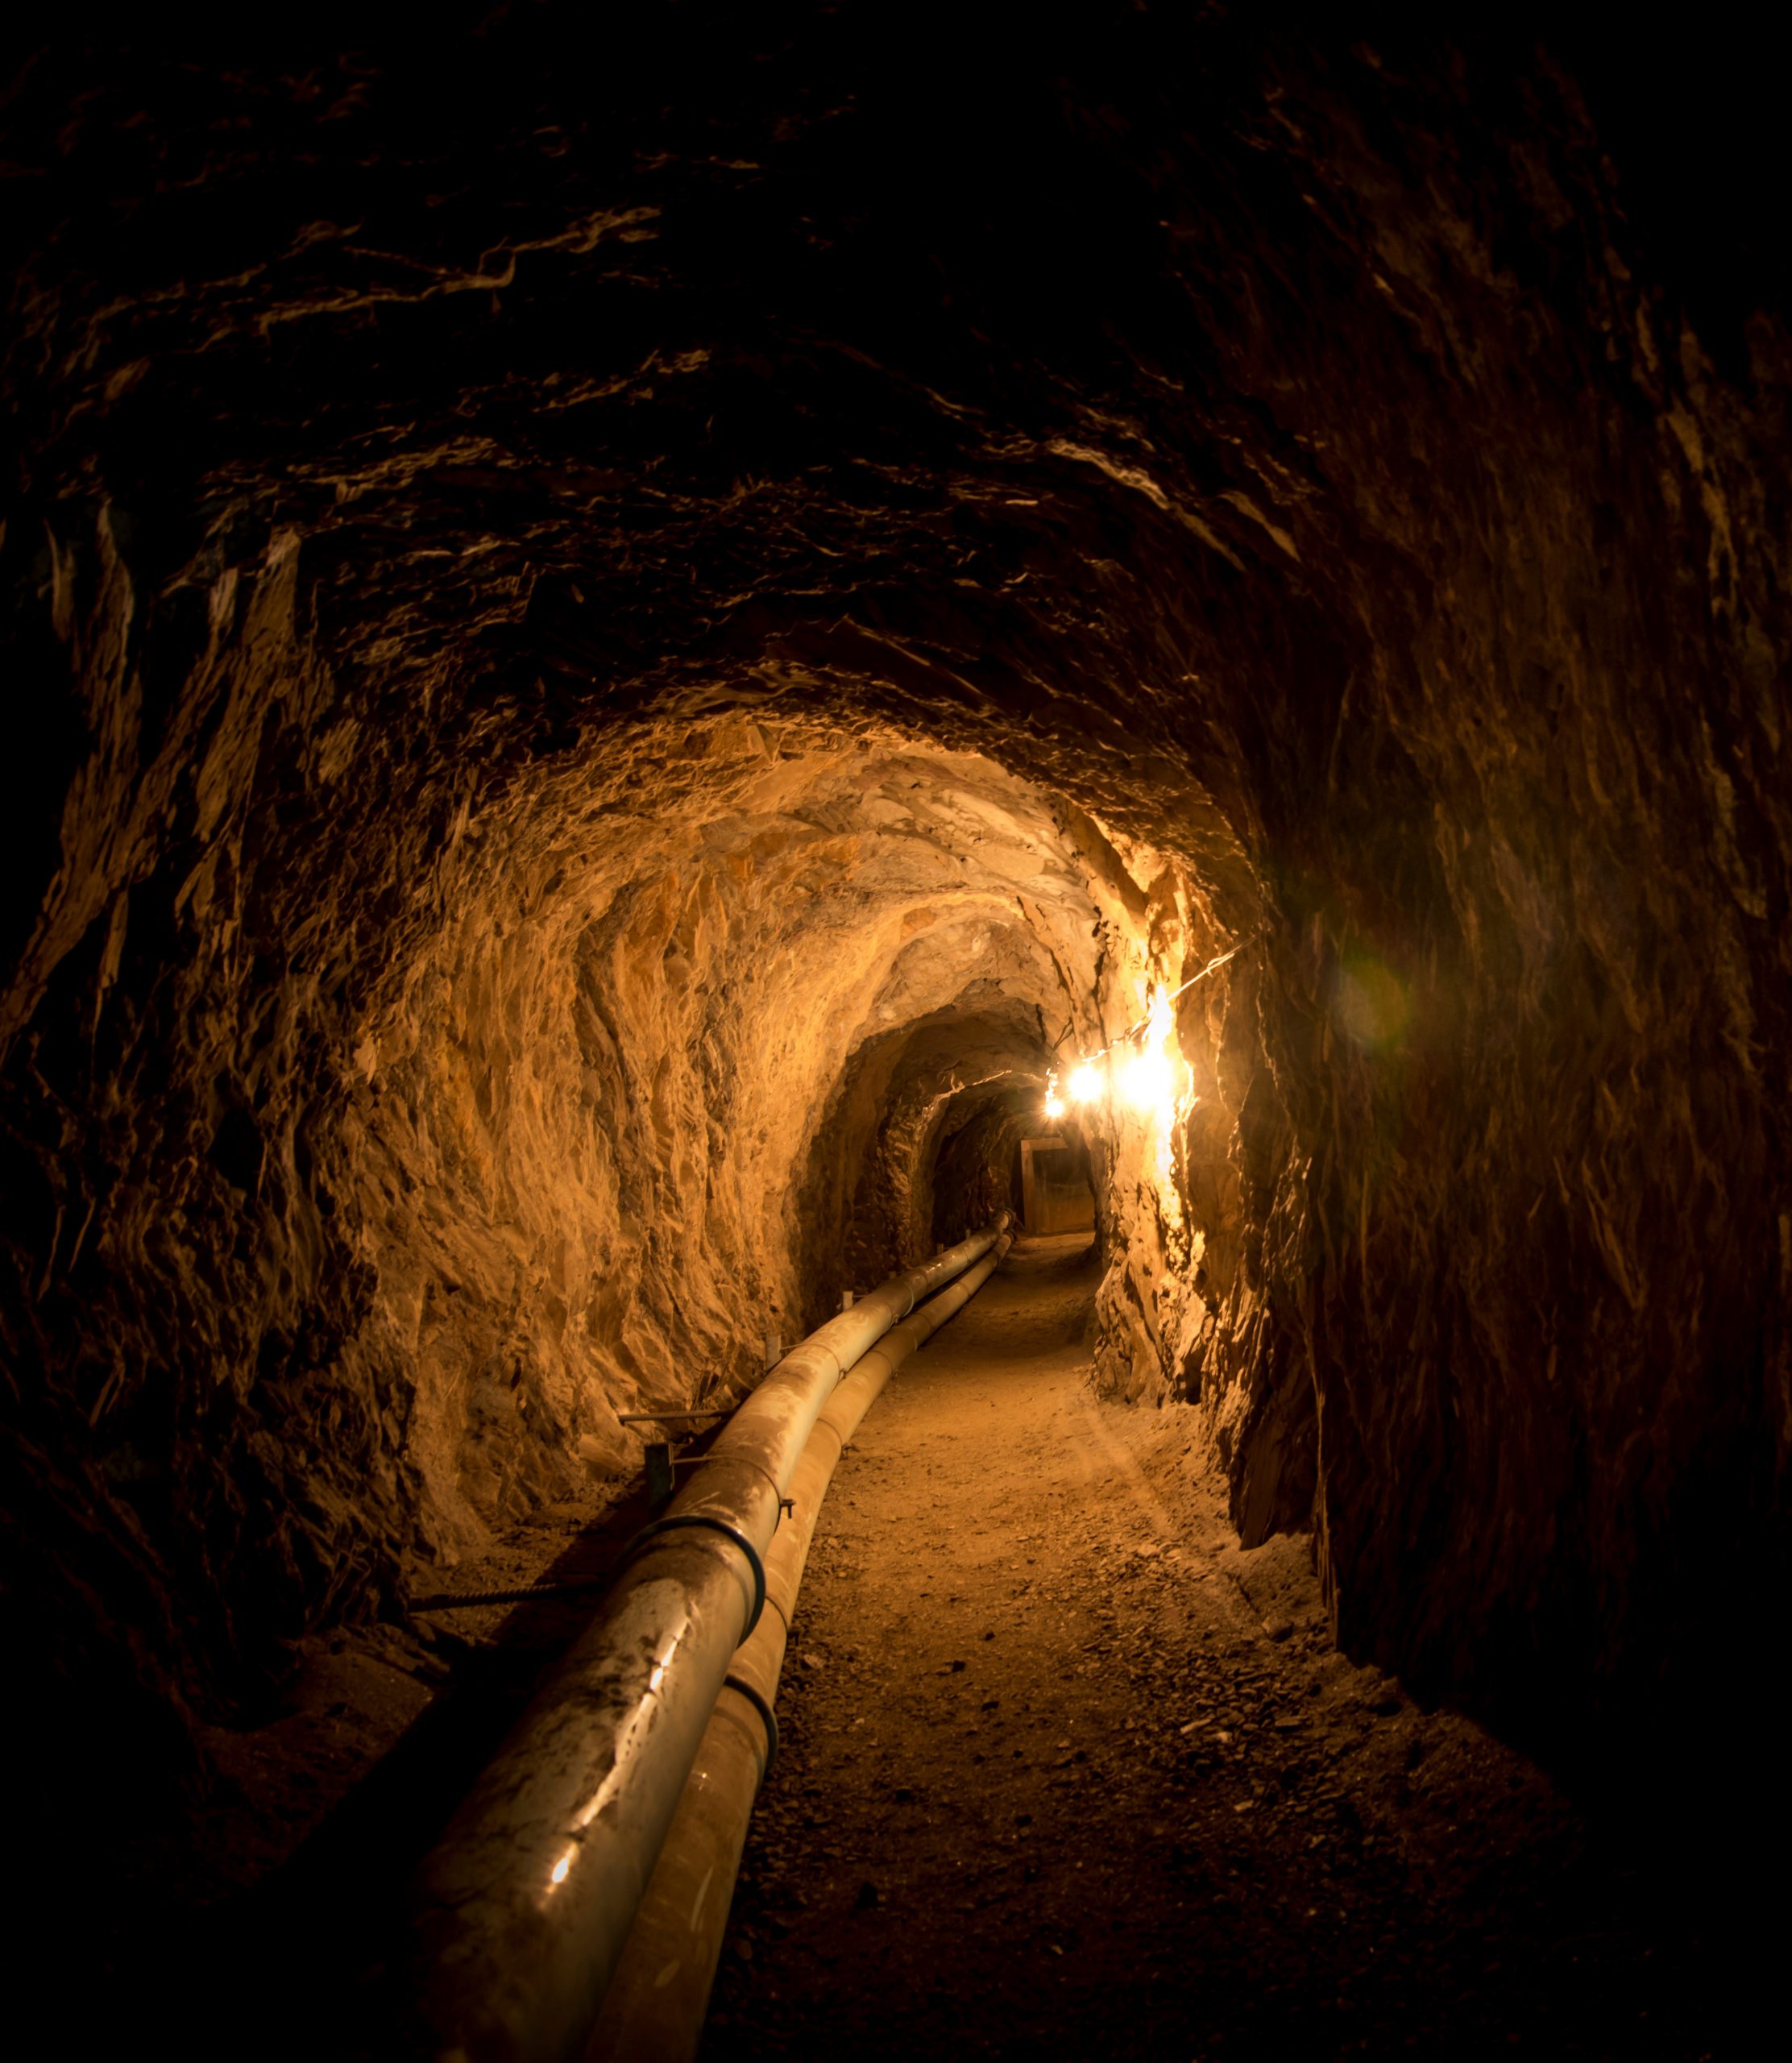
[721,1672,781,1773]
[620,1513,768,1638]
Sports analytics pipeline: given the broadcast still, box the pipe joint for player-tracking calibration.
[721,1673,780,1773]
[622,1513,767,1639]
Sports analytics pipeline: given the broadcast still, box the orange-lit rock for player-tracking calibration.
[2,10,1787,1870]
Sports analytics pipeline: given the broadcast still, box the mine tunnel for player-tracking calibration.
[3,9,1789,2058]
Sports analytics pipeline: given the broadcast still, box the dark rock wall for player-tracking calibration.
[4,10,1789,1794]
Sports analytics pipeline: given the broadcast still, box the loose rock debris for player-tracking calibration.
[704,1237,1741,2061]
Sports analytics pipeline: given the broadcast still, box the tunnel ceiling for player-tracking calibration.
[3,7,1790,1795]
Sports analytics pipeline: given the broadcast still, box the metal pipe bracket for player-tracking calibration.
[621,1513,767,1638]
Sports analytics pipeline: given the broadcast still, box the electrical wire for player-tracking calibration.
[1074,941,1247,1064]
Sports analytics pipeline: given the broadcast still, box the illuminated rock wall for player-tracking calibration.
[3,12,1787,1790]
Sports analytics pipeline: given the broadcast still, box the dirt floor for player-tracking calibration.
[116,1232,1764,2060]
[701,1235,1747,2061]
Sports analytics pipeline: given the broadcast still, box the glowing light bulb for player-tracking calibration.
[1043,1090,1064,1119]
[1068,1062,1102,1104]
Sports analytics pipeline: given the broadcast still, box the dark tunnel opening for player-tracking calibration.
[3,6,1790,2054]
[1011,1129,1096,1239]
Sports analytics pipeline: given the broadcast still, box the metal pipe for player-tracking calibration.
[409,1219,1009,2063]
[584,1231,1014,2062]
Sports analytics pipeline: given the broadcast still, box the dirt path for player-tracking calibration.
[702,1235,1734,2061]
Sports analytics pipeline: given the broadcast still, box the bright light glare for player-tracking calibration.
[1118,986,1178,1123]
[1122,1045,1174,1115]
[1068,1063,1102,1104]
[1043,1090,1065,1119]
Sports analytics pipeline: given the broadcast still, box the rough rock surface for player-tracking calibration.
[2,5,1789,1885]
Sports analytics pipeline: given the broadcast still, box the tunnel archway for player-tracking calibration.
[3,8,1790,2053]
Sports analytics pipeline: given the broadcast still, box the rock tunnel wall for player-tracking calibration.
[3,10,1789,1799]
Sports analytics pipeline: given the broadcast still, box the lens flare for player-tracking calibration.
[1119,988,1178,1122]
[1068,1062,1102,1104]
[1121,1045,1174,1115]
